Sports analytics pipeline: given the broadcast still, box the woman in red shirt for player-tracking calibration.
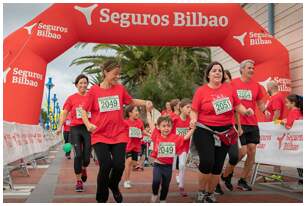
[56,74,91,192]
[81,60,153,203]
[190,62,254,203]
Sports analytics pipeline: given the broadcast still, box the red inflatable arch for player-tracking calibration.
[4,3,290,125]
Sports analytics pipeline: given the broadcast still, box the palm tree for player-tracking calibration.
[70,44,211,109]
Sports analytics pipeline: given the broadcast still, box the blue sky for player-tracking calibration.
[3,3,109,109]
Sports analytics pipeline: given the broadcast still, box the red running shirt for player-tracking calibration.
[150,128,184,165]
[231,78,264,125]
[83,84,132,145]
[285,108,302,129]
[63,93,91,126]
[266,92,285,121]
[125,118,144,152]
[172,116,191,153]
[161,110,172,116]
[192,83,241,126]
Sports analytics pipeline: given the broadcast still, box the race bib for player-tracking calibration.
[157,142,176,158]
[176,128,188,136]
[143,136,151,143]
[98,95,120,112]
[237,90,252,100]
[129,127,142,138]
[65,119,71,126]
[212,97,233,115]
[76,107,82,119]
[76,107,91,119]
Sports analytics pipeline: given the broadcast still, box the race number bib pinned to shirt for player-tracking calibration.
[237,90,252,100]
[176,128,188,136]
[76,107,91,119]
[157,142,176,158]
[212,97,233,115]
[129,127,142,138]
[98,95,120,112]
[76,107,82,119]
[143,136,151,143]
[65,119,71,126]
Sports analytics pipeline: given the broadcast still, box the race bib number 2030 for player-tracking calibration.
[98,95,120,112]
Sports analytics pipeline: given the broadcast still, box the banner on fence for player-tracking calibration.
[3,121,62,165]
[256,120,303,168]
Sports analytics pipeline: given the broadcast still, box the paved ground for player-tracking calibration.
[3,145,303,203]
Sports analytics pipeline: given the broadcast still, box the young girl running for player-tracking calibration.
[56,74,91,192]
[147,106,194,203]
[281,94,303,184]
[172,98,192,197]
[122,105,149,188]
[281,94,303,129]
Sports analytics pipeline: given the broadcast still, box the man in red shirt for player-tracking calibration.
[221,59,266,191]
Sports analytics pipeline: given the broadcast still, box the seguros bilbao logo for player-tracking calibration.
[4,67,43,88]
[24,22,68,40]
[233,32,273,46]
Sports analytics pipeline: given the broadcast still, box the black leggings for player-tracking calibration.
[152,162,172,201]
[93,142,127,203]
[228,142,239,165]
[63,131,71,156]
[70,125,91,174]
[193,125,230,175]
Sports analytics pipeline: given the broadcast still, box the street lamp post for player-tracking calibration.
[51,93,58,130]
[45,77,54,130]
[55,102,60,129]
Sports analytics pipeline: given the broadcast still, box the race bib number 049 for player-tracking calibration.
[237,90,252,100]
[157,142,176,158]
[176,128,188,136]
[98,95,120,112]
[213,97,233,115]
[129,127,142,138]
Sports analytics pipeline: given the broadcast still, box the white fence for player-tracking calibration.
[3,121,62,165]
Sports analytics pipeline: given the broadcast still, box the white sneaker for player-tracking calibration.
[123,180,131,189]
[176,175,180,184]
[151,195,158,203]
[160,200,167,203]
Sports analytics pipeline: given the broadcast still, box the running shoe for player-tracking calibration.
[204,193,217,203]
[221,173,234,191]
[176,175,180,185]
[75,180,84,192]
[123,180,132,189]
[151,195,158,203]
[179,187,188,197]
[237,178,252,191]
[214,183,224,195]
[195,191,205,203]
